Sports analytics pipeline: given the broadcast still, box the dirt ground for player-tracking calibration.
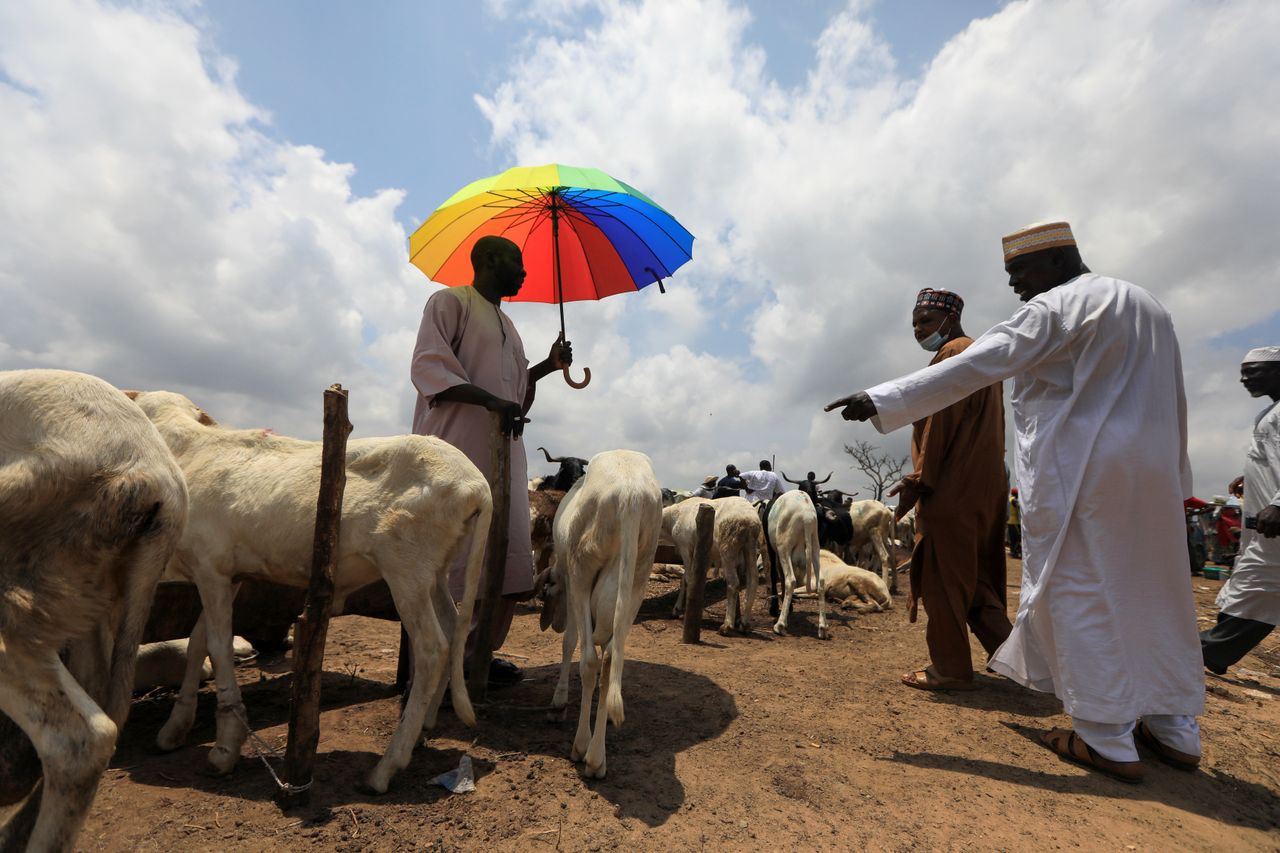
[62,559,1280,851]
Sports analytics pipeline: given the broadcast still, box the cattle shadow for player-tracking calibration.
[882,721,1280,833]
[113,660,736,828]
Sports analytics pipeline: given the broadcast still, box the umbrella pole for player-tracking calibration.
[551,195,590,389]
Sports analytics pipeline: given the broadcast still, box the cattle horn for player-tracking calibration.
[538,447,564,464]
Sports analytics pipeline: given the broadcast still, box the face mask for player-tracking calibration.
[919,319,951,352]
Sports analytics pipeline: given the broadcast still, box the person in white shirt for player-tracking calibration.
[739,460,784,504]
[826,221,1203,783]
[1201,346,1280,674]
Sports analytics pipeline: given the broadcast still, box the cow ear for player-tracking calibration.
[122,390,142,400]
[197,409,217,426]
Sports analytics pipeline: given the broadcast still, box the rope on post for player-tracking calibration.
[276,384,351,810]
[681,503,716,644]
[468,412,512,703]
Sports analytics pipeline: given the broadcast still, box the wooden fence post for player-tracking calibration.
[681,504,716,644]
[276,384,351,809]
[467,413,511,703]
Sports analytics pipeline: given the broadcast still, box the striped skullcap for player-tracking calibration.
[1002,221,1076,262]
[1243,346,1280,364]
[915,288,964,315]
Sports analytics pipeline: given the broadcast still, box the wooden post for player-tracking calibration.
[681,504,716,644]
[276,384,351,809]
[467,412,511,703]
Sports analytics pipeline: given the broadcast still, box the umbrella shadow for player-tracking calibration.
[882,721,1280,832]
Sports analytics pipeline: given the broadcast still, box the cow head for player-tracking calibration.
[537,447,588,491]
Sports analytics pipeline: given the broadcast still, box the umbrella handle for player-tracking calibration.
[562,364,591,389]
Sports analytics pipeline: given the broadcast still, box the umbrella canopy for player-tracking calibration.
[409,164,695,304]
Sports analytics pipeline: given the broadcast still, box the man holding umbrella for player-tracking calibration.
[411,235,572,684]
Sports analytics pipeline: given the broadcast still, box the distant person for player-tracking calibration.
[1201,346,1280,674]
[1007,488,1023,558]
[826,221,1202,782]
[739,460,784,504]
[715,464,747,499]
[411,235,572,685]
[692,475,718,499]
[782,470,830,504]
[881,288,1012,691]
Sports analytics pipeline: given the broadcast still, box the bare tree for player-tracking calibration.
[843,440,909,502]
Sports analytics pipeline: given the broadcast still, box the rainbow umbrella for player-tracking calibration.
[409,164,694,388]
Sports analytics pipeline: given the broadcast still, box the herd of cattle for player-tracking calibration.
[0,369,909,851]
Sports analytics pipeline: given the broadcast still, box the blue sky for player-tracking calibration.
[205,0,1005,226]
[2,0,1277,498]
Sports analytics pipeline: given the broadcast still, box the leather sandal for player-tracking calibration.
[901,668,979,692]
[1040,727,1144,784]
[1135,721,1200,771]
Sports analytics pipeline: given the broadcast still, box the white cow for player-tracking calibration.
[663,497,762,634]
[540,450,662,779]
[810,550,892,612]
[761,491,829,639]
[847,499,898,594]
[0,370,187,853]
[130,390,491,794]
[133,636,256,690]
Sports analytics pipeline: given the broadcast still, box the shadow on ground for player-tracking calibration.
[112,659,736,828]
[883,720,1280,833]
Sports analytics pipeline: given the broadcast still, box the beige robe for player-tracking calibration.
[411,285,532,598]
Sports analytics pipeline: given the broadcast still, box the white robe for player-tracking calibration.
[1216,400,1280,625]
[865,274,1203,723]
[740,469,783,503]
[411,285,532,599]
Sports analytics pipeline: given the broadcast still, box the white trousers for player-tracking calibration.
[1072,715,1201,763]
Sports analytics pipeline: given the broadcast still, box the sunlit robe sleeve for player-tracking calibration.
[410,290,470,404]
[865,299,1067,435]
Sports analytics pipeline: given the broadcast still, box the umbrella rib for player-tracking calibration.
[560,196,684,277]
[559,212,610,302]
[561,190,693,263]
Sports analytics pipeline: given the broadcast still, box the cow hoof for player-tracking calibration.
[817,628,832,641]
[718,625,734,637]
[585,761,606,779]
[355,778,388,796]
[772,624,786,637]
[207,746,240,775]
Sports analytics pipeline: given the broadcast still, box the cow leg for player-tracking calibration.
[583,648,611,779]
[569,589,599,766]
[814,549,831,640]
[672,569,687,618]
[719,550,740,636]
[0,650,117,853]
[772,553,797,636]
[365,576,445,794]
[156,614,209,751]
[196,575,249,775]
[874,533,896,595]
[550,613,577,721]
[740,546,759,634]
[421,569,457,732]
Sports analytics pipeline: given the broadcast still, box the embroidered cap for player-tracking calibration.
[1242,346,1280,364]
[915,288,964,315]
[1002,221,1077,262]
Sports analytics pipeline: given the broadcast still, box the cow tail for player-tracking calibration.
[449,485,491,727]
[606,496,642,727]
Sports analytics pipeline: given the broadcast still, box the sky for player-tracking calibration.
[1,0,1278,500]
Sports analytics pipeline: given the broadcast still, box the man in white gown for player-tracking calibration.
[1201,347,1280,673]
[826,222,1203,782]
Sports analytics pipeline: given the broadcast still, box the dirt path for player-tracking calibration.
[72,562,1280,851]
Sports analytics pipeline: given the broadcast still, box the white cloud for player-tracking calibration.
[481,0,1280,497]
[0,0,424,438]
[2,0,1277,504]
